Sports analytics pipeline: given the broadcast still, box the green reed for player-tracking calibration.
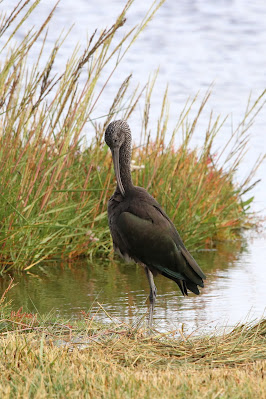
[0,1,265,272]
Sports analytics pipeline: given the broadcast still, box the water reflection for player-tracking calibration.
[1,234,265,333]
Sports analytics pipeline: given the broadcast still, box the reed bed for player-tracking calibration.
[0,1,265,272]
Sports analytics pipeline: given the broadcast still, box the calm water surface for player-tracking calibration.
[1,234,265,333]
[1,0,266,332]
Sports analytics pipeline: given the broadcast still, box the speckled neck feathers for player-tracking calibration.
[119,132,133,193]
[105,120,134,195]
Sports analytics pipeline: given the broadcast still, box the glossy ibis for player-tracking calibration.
[105,120,206,327]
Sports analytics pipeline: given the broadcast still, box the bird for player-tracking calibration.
[105,120,206,327]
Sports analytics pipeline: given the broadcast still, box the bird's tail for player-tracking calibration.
[162,273,204,296]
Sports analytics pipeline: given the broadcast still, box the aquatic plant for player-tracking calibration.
[0,1,265,272]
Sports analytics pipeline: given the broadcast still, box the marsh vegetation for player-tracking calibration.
[0,1,264,273]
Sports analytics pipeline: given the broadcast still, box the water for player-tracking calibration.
[1,0,266,332]
[1,234,265,333]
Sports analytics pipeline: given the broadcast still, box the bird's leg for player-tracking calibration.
[145,267,157,328]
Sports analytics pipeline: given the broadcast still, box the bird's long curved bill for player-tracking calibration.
[112,147,125,196]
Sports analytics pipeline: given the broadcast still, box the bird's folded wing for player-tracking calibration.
[117,211,204,287]
[152,204,206,280]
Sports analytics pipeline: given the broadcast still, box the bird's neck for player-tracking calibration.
[118,142,133,193]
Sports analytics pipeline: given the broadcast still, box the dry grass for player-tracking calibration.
[0,280,265,398]
[0,315,265,398]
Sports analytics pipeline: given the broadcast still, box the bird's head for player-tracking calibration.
[105,120,131,149]
[105,120,132,197]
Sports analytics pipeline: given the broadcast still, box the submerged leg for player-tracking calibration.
[145,267,157,328]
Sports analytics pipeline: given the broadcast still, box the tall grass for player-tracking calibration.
[0,1,265,272]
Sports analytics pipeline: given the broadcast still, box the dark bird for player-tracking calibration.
[105,120,206,327]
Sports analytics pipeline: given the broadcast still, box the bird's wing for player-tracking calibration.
[116,204,205,288]
[153,204,206,280]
